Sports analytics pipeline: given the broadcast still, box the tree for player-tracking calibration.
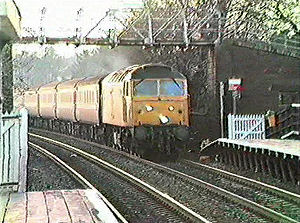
[224,0,300,40]
[1,44,13,113]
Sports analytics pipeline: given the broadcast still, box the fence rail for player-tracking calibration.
[266,104,300,139]
[228,114,265,140]
[0,108,28,193]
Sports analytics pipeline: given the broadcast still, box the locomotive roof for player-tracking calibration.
[76,75,107,87]
[131,64,186,79]
[103,64,185,83]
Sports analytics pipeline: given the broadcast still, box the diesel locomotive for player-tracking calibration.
[24,64,190,158]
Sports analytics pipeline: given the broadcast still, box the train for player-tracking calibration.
[24,64,190,159]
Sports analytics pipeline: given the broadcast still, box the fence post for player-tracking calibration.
[0,111,2,186]
[228,114,232,139]
[261,114,266,139]
[19,108,28,192]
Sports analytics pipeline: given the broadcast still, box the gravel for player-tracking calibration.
[205,159,300,195]
[29,129,269,223]
[29,136,188,223]
[27,146,84,191]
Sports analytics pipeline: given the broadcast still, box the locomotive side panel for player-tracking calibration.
[122,81,134,126]
[102,83,127,126]
[38,82,60,119]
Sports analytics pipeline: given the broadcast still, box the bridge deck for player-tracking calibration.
[218,138,300,159]
[0,189,118,223]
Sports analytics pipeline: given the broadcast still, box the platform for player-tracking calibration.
[218,138,300,159]
[0,189,119,223]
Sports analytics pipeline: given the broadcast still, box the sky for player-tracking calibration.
[14,0,144,38]
[13,0,143,57]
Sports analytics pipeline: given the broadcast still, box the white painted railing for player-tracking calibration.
[0,108,28,192]
[228,114,265,140]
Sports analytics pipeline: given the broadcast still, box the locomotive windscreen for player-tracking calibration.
[134,80,157,96]
[134,79,185,97]
[160,80,184,96]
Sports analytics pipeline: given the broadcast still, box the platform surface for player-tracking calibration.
[0,189,118,223]
[218,138,300,157]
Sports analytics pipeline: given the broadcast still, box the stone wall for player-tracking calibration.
[217,40,300,115]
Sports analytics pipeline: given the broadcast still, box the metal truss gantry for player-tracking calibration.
[21,0,226,47]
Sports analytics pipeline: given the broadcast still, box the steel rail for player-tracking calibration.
[128,156,299,223]
[184,159,300,205]
[29,133,211,223]
[30,131,297,222]
[28,142,128,223]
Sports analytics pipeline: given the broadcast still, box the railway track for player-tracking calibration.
[165,160,300,222]
[28,142,127,223]
[29,133,209,223]
[29,128,290,222]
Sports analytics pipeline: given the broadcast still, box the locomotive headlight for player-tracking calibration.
[168,106,175,111]
[145,105,153,112]
[159,114,169,124]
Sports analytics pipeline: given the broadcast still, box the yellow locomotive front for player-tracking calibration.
[102,64,190,157]
[127,65,190,156]
[132,78,189,126]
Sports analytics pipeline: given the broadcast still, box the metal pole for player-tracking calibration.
[220,82,224,138]
[147,9,153,45]
[182,7,189,46]
[76,8,83,42]
[0,42,3,114]
[39,7,46,43]
[233,92,237,114]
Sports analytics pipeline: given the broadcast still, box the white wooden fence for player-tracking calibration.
[0,108,28,192]
[228,114,265,140]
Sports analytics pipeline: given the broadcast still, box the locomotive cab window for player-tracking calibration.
[134,80,158,96]
[160,79,185,96]
[134,79,186,97]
